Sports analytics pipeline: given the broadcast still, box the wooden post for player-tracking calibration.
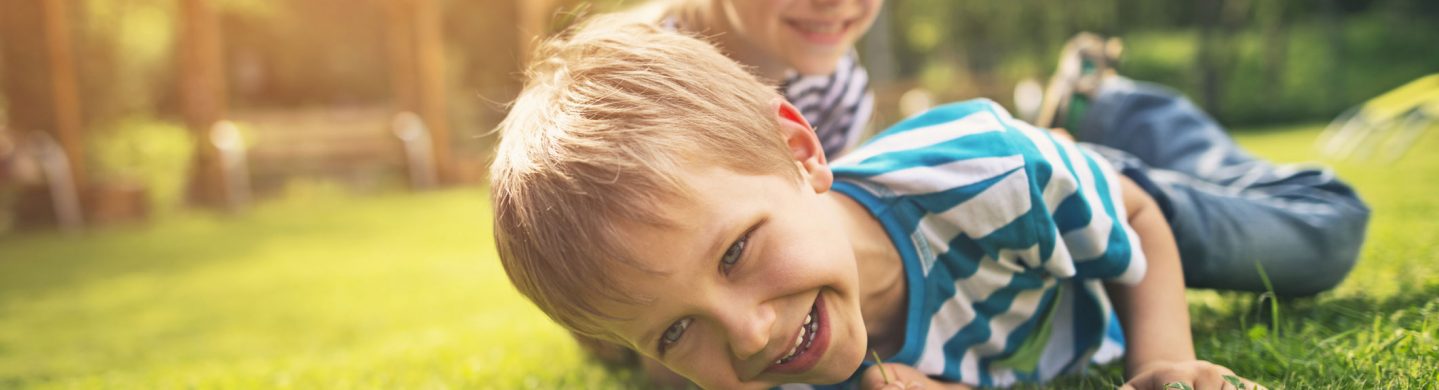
[1,0,89,227]
[516,0,557,64]
[412,0,451,183]
[0,0,49,134]
[40,0,86,193]
[384,0,419,118]
[384,0,452,184]
[178,0,230,207]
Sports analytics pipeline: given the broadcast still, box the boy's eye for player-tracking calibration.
[659,317,692,354]
[720,230,751,273]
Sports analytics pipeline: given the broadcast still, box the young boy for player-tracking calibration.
[491,22,1260,389]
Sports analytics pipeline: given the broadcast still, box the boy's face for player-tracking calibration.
[597,164,869,388]
[719,0,883,76]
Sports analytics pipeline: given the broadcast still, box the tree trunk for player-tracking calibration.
[516,0,557,66]
[1257,0,1288,104]
[0,0,86,189]
[178,0,230,208]
[0,0,52,135]
[412,0,451,183]
[1323,0,1345,113]
[1,0,89,228]
[40,0,85,191]
[1197,0,1222,116]
[384,0,452,184]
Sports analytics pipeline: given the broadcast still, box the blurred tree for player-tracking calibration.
[1,0,57,135]
[220,0,386,107]
[41,0,85,189]
[1255,0,1289,104]
[177,0,229,207]
[384,0,453,184]
[1322,0,1346,114]
[0,0,87,191]
[74,0,177,124]
[1196,0,1239,117]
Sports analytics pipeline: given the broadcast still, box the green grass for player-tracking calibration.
[1031,123,1439,389]
[0,184,636,389]
[2,124,1437,388]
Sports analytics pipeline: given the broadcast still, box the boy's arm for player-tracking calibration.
[1107,175,1195,373]
[1107,176,1262,389]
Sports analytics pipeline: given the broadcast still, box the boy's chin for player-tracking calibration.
[807,345,869,385]
[786,54,846,77]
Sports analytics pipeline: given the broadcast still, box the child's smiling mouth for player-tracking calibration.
[764,292,831,376]
[783,18,857,45]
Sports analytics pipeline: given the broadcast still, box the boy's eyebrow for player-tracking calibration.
[702,217,733,270]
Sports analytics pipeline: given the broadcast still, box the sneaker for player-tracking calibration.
[1033,32,1123,131]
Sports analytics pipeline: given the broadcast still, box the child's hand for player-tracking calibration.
[1120,360,1265,390]
[859,363,971,390]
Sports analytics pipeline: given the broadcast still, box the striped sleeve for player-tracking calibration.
[993,102,1148,284]
[835,99,1146,284]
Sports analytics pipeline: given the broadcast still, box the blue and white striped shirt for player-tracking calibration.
[781,52,873,158]
[796,99,1147,389]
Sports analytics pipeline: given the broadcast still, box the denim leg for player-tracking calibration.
[1077,77,1372,296]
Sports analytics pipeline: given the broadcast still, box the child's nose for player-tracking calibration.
[719,304,776,361]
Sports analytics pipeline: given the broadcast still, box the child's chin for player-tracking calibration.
[809,370,856,385]
[808,348,868,385]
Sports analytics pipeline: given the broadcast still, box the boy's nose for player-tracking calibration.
[719,303,776,362]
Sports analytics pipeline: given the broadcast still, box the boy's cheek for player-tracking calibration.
[640,356,693,388]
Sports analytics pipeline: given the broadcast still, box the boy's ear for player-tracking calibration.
[773,97,833,193]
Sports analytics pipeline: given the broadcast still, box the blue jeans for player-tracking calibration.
[1076,77,1371,296]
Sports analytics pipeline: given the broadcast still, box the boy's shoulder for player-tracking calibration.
[832,98,1036,170]
[894,98,1013,131]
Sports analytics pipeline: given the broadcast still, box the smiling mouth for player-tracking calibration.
[784,18,856,43]
[764,292,830,376]
[776,303,820,364]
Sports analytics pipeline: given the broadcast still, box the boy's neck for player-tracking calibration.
[823,191,908,357]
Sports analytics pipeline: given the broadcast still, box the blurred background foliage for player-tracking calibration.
[0,0,1436,223]
[6,0,1436,132]
[84,118,193,216]
[0,1,1433,225]
[873,0,1439,126]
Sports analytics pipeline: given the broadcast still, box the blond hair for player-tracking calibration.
[490,19,798,345]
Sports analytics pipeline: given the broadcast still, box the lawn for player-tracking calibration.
[1,123,1436,389]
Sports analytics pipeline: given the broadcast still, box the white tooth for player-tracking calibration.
[804,22,838,33]
[776,359,782,365]
[798,21,835,33]
[795,332,804,349]
[804,314,812,325]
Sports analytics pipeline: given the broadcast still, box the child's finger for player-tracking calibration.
[857,364,896,389]
[901,379,927,389]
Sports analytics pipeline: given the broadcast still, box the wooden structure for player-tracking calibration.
[384,0,453,184]
[3,0,558,221]
[178,0,232,208]
[0,0,88,227]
